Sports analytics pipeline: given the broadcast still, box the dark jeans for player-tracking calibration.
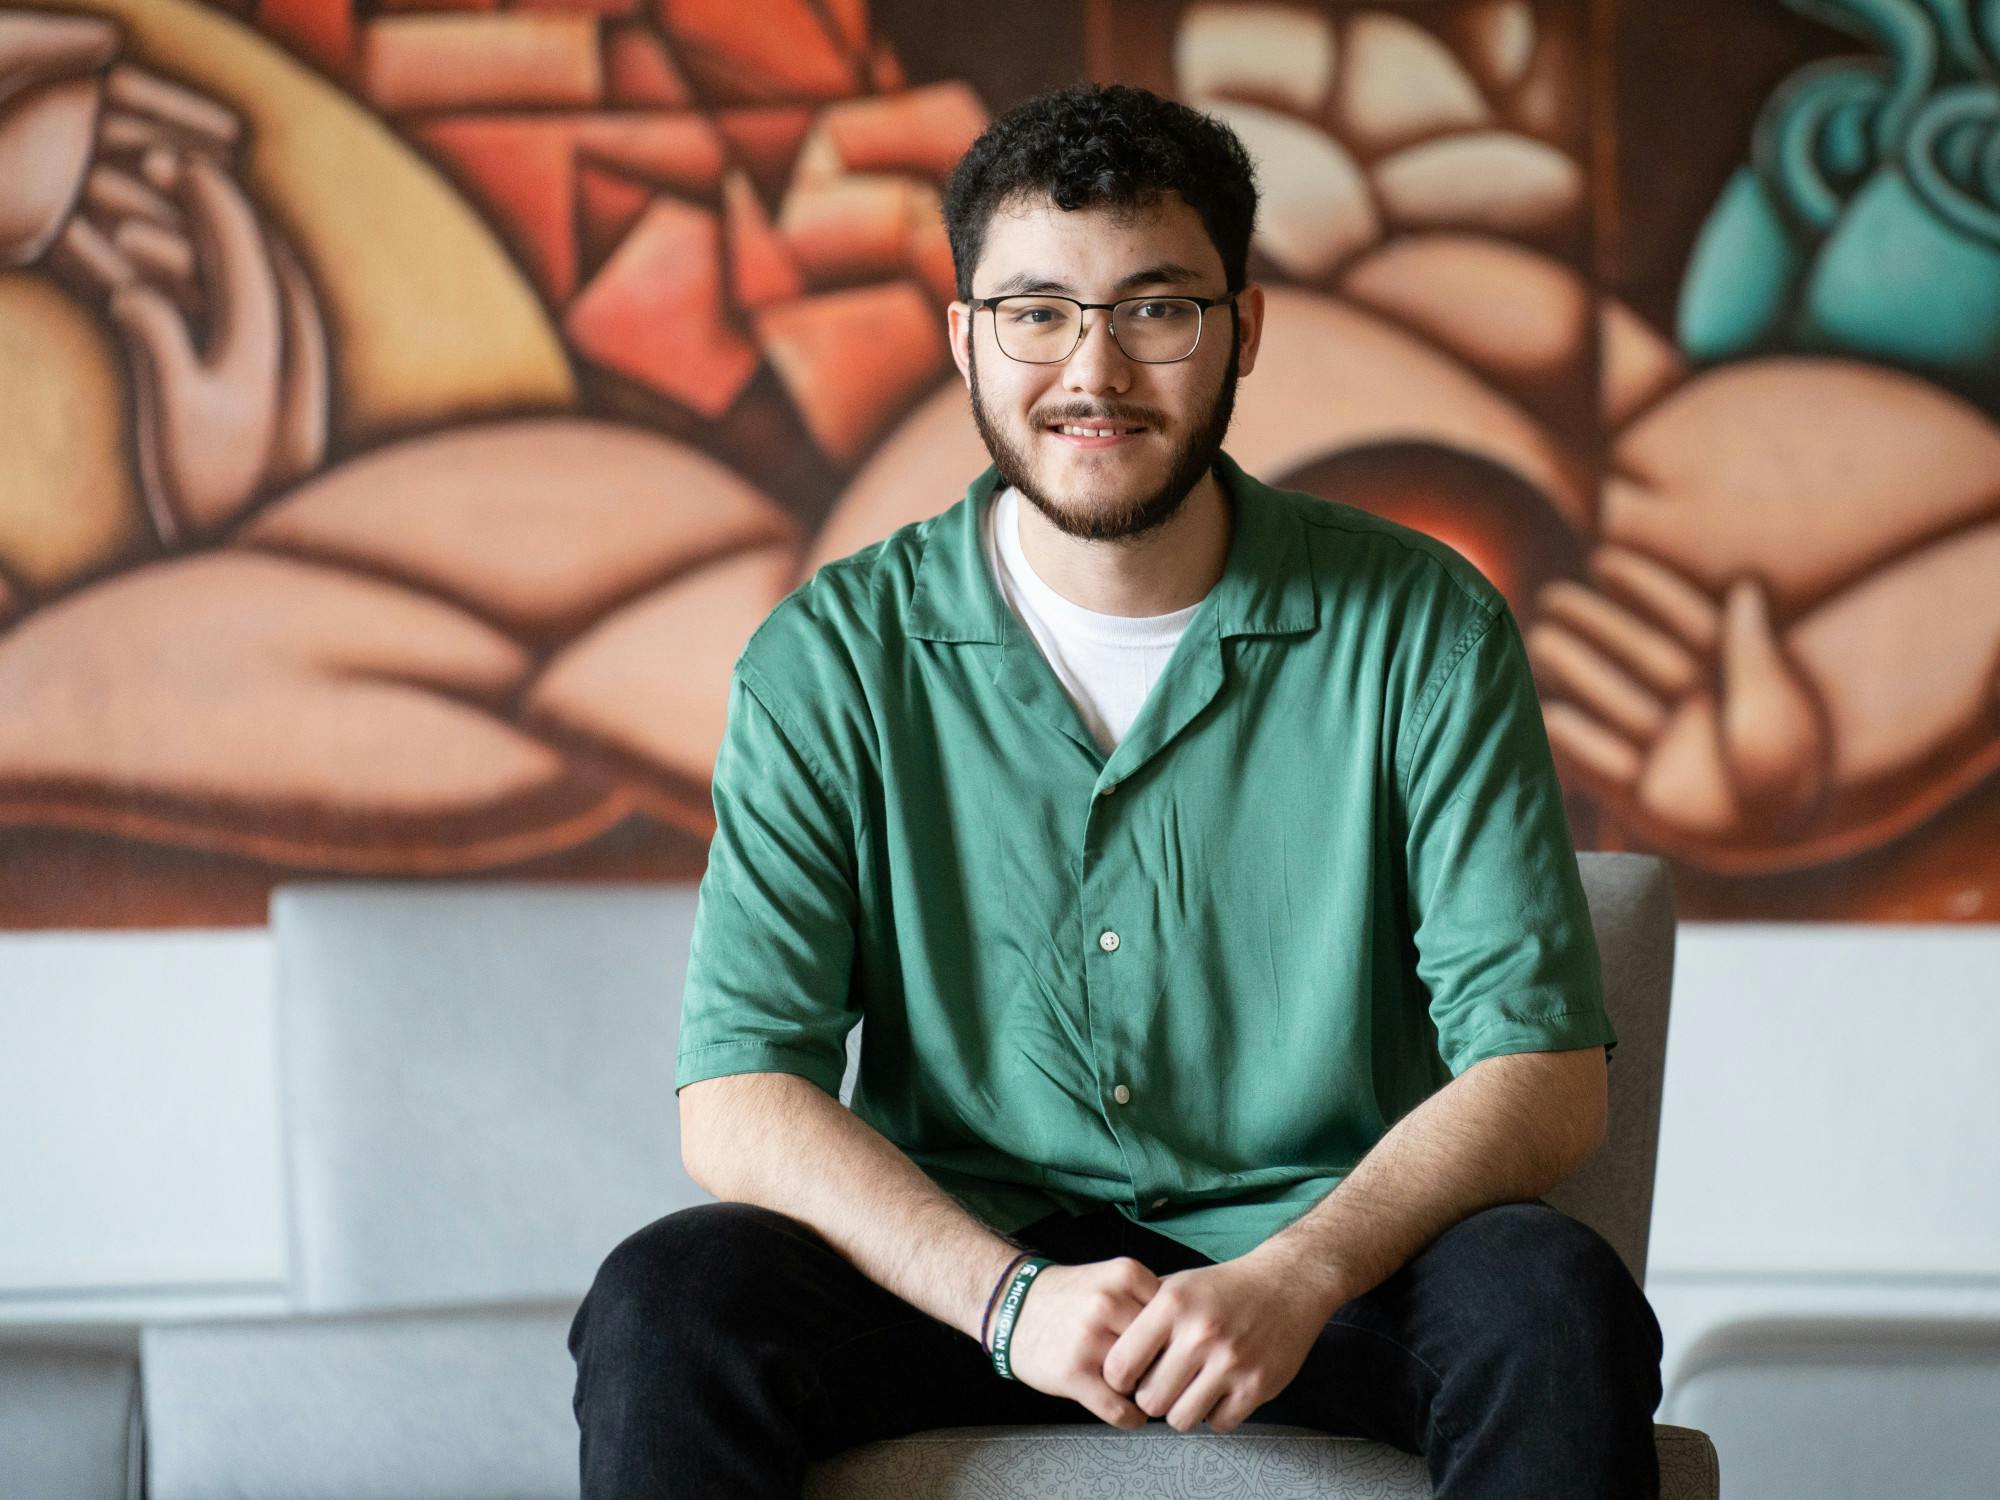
[569,1197,1664,1498]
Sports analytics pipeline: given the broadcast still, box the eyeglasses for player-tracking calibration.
[968,292,1238,364]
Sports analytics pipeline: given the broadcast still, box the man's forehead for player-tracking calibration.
[974,190,1224,292]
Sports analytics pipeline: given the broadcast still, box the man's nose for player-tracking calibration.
[1062,308,1133,396]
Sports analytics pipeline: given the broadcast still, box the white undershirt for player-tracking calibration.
[982,484,1205,755]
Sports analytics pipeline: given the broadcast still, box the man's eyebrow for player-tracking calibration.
[985,263,1207,296]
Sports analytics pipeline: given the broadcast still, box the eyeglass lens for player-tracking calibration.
[990,297,1203,363]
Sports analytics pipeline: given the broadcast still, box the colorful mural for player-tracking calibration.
[0,0,1994,926]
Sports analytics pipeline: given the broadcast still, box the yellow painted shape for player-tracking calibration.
[0,273,146,591]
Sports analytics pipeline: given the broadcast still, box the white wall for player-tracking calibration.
[3,918,1997,1394]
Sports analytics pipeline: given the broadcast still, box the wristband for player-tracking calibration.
[979,1251,1030,1353]
[987,1256,1052,1381]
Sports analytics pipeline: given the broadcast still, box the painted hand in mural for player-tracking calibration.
[45,65,328,542]
[1534,516,2000,872]
[0,10,117,266]
[1532,557,1829,845]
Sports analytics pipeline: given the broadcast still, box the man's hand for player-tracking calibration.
[1001,1257,1163,1429]
[1101,1252,1337,1434]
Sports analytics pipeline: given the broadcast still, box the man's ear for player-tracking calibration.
[1233,282,1266,380]
[947,301,974,388]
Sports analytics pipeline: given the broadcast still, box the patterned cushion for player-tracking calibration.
[805,1421,1719,1499]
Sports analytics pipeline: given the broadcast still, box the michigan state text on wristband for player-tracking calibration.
[987,1256,1052,1380]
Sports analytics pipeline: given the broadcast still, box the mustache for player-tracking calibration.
[1032,403,1164,428]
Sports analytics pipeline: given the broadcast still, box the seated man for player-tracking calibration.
[569,82,1663,1499]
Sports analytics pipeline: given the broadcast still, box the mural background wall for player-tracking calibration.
[1,0,1995,926]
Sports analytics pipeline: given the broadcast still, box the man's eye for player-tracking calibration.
[1130,301,1188,320]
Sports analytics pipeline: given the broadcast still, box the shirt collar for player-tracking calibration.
[907,450,1320,644]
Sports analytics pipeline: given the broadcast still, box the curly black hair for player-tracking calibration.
[941,83,1259,300]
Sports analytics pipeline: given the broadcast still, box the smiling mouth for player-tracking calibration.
[1046,422,1146,440]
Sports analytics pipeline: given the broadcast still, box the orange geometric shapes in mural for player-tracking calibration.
[722,170,802,308]
[773,84,986,305]
[794,82,987,183]
[360,13,603,113]
[601,18,692,105]
[653,0,863,104]
[577,158,652,270]
[253,0,357,79]
[866,36,905,92]
[713,105,814,200]
[526,538,801,821]
[411,115,580,299]
[565,194,760,417]
[239,417,798,643]
[571,112,727,194]
[0,549,628,870]
[411,112,726,301]
[818,0,870,57]
[753,279,947,466]
[778,174,920,286]
[516,0,644,15]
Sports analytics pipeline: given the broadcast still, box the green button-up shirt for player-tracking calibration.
[674,451,1616,1261]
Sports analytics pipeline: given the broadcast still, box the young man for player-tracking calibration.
[569,83,1664,1497]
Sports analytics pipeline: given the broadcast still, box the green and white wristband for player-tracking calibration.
[987,1255,1052,1381]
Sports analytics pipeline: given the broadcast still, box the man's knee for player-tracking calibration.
[570,1201,806,1361]
[1436,1203,1662,1394]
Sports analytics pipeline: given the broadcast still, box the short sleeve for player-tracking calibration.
[674,667,861,1098]
[1400,605,1617,1076]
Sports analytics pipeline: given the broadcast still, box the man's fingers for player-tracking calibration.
[1082,1381,1147,1429]
[1165,1357,1233,1433]
[1116,1257,1163,1300]
[1102,1304,1172,1394]
[1205,1384,1258,1434]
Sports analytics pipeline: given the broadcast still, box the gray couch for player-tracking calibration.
[128,856,1716,1498]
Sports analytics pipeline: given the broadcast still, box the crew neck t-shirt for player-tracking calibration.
[981,483,1203,756]
[674,451,1615,1262]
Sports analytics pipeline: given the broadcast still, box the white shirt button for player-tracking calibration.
[1150,1196,1168,1209]
[1112,1083,1132,1104]
[1099,781,1118,796]
[1098,930,1120,952]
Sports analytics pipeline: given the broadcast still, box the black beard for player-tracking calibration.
[967,332,1240,544]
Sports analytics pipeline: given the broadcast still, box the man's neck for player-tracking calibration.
[1012,470,1232,618]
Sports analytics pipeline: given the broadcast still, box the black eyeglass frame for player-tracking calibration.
[966,291,1241,365]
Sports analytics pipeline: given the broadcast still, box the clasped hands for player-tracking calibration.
[1003,1249,1339,1434]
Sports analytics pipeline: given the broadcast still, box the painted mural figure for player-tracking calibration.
[0,0,1995,925]
[574,82,1666,1493]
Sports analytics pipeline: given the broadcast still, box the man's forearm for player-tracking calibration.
[678,1071,1024,1343]
[1243,1047,1608,1313]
